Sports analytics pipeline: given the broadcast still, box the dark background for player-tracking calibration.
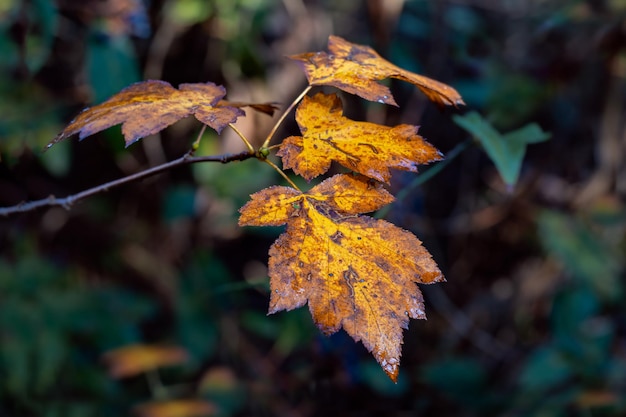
[1,0,625,416]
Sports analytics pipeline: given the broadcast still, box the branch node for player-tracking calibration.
[61,196,73,210]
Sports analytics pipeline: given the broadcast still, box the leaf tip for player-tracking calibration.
[45,128,77,151]
[375,94,398,107]
[43,139,58,152]
[376,351,400,382]
[124,135,143,147]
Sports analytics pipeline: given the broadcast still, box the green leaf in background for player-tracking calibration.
[87,33,140,103]
[27,0,58,73]
[0,81,65,164]
[518,346,573,392]
[549,287,614,382]
[0,0,58,73]
[516,353,579,417]
[453,111,550,186]
[486,73,547,128]
[538,210,623,302]
[169,0,213,25]
[421,357,493,410]
[551,287,599,340]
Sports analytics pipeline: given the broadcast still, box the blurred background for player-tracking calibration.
[1,0,625,416]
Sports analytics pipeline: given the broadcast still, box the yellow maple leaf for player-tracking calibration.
[277,92,442,183]
[48,80,246,147]
[239,174,444,381]
[289,35,464,107]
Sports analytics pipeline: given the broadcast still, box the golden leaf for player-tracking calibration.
[48,80,244,147]
[277,92,442,183]
[239,174,444,381]
[102,344,189,378]
[289,35,464,107]
[134,400,216,417]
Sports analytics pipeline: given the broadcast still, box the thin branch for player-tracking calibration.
[261,85,312,149]
[0,150,255,216]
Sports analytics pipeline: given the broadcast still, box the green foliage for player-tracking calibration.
[87,34,140,103]
[0,249,155,415]
[454,111,551,186]
[538,210,624,302]
[0,0,57,74]
[514,285,621,416]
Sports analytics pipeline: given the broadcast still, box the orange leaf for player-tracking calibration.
[198,366,238,394]
[239,174,444,381]
[289,35,464,107]
[134,400,216,417]
[277,92,442,183]
[102,344,189,378]
[48,80,244,148]
[575,390,619,407]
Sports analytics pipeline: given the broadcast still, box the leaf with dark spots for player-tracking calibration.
[239,174,444,381]
[48,80,245,148]
[277,93,442,183]
[289,35,464,108]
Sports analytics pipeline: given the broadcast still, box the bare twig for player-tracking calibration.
[0,150,255,216]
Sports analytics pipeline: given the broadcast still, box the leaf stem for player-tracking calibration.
[263,159,301,191]
[261,85,312,149]
[191,124,208,154]
[0,150,256,216]
[228,123,254,152]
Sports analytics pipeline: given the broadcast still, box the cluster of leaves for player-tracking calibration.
[5,1,626,415]
[46,35,464,381]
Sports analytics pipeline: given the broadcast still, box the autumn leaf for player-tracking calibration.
[48,80,245,148]
[277,92,442,183]
[102,344,189,378]
[134,400,216,417]
[289,35,464,107]
[239,174,444,381]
